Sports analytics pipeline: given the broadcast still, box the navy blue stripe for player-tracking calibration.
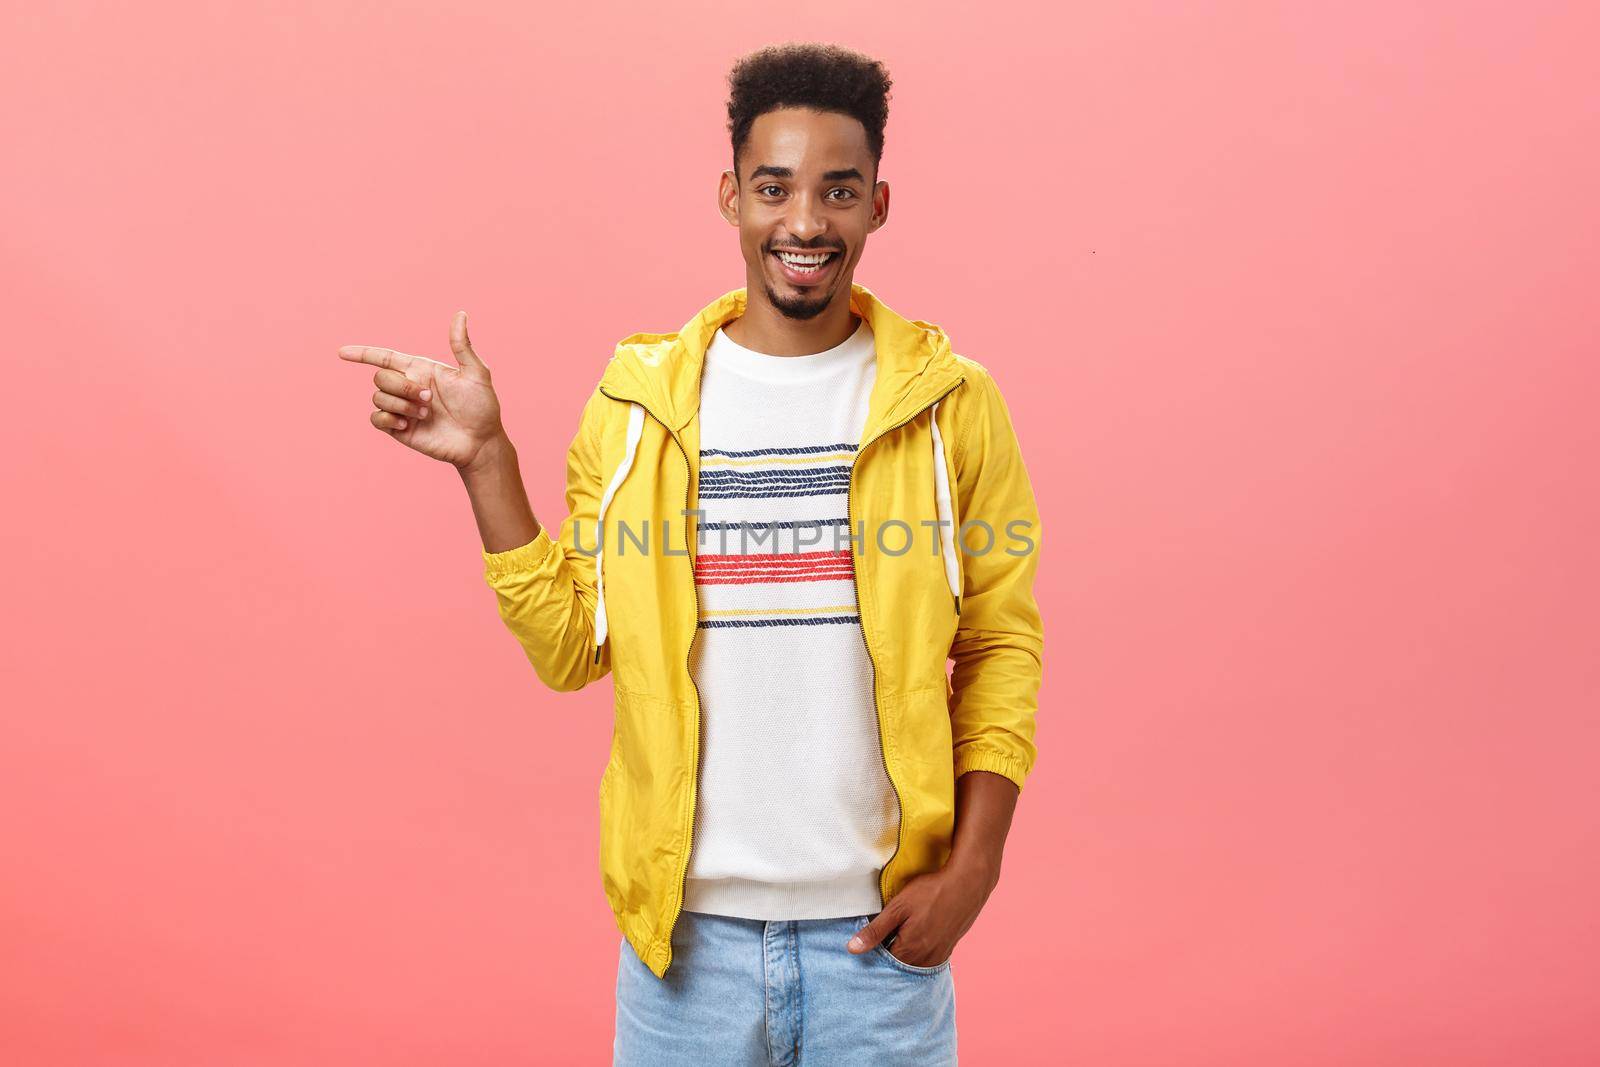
[699,479,850,493]
[698,615,861,629]
[700,464,852,481]
[699,487,852,500]
[698,517,849,531]
[697,470,851,486]
[700,443,857,459]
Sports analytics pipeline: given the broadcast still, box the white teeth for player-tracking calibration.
[777,251,834,267]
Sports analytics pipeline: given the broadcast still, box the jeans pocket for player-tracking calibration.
[877,943,951,976]
[857,915,951,976]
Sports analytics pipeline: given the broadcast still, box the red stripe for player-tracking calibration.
[695,549,852,565]
[696,560,851,574]
[695,569,855,586]
[694,565,854,579]
[695,563,854,573]
[694,563,855,577]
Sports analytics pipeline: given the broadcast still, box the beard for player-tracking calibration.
[762,277,834,321]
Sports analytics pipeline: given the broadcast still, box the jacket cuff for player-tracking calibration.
[953,746,1031,794]
[482,527,559,582]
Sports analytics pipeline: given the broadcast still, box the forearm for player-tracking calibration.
[459,432,542,553]
[946,768,1019,892]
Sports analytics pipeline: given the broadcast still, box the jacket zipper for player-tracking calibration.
[598,371,964,963]
[668,433,702,973]
[597,384,704,976]
[849,376,967,909]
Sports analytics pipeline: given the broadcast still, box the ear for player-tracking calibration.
[867,179,891,234]
[717,169,740,227]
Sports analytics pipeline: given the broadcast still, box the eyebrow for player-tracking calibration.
[748,165,867,183]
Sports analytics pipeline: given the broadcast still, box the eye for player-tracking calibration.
[758,184,784,197]
[829,188,857,200]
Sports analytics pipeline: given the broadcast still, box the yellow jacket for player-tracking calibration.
[481,283,1043,978]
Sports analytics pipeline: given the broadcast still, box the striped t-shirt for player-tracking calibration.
[681,314,901,921]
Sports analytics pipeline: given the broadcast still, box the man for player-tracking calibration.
[338,42,1042,1066]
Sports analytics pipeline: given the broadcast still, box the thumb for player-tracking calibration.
[450,310,488,374]
[847,911,898,954]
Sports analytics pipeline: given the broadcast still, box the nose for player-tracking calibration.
[783,189,828,244]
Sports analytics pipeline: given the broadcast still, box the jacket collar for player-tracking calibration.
[598,282,964,441]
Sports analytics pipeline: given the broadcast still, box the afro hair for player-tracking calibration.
[726,42,893,179]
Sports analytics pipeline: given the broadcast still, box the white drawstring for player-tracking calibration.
[594,402,646,662]
[930,399,961,616]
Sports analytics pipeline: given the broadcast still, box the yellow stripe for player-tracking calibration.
[699,452,855,469]
[701,604,857,618]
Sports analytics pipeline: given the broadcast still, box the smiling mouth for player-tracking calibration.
[771,249,841,284]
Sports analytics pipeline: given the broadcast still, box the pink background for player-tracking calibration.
[4,1,1597,1063]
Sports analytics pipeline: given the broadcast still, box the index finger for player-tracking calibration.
[337,345,417,371]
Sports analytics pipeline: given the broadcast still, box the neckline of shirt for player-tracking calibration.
[706,316,874,384]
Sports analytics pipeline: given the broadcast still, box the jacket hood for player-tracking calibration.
[586,282,971,660]
[597,282,964,441]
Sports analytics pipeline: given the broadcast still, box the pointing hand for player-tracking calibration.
[337,311,504,470]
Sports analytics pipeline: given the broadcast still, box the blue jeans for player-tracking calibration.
[614,909,957,1066]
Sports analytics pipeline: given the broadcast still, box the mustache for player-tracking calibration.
[768,241,845,253]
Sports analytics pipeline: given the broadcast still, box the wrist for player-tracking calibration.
[946,848,1003,893]
[458,431,516,481]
